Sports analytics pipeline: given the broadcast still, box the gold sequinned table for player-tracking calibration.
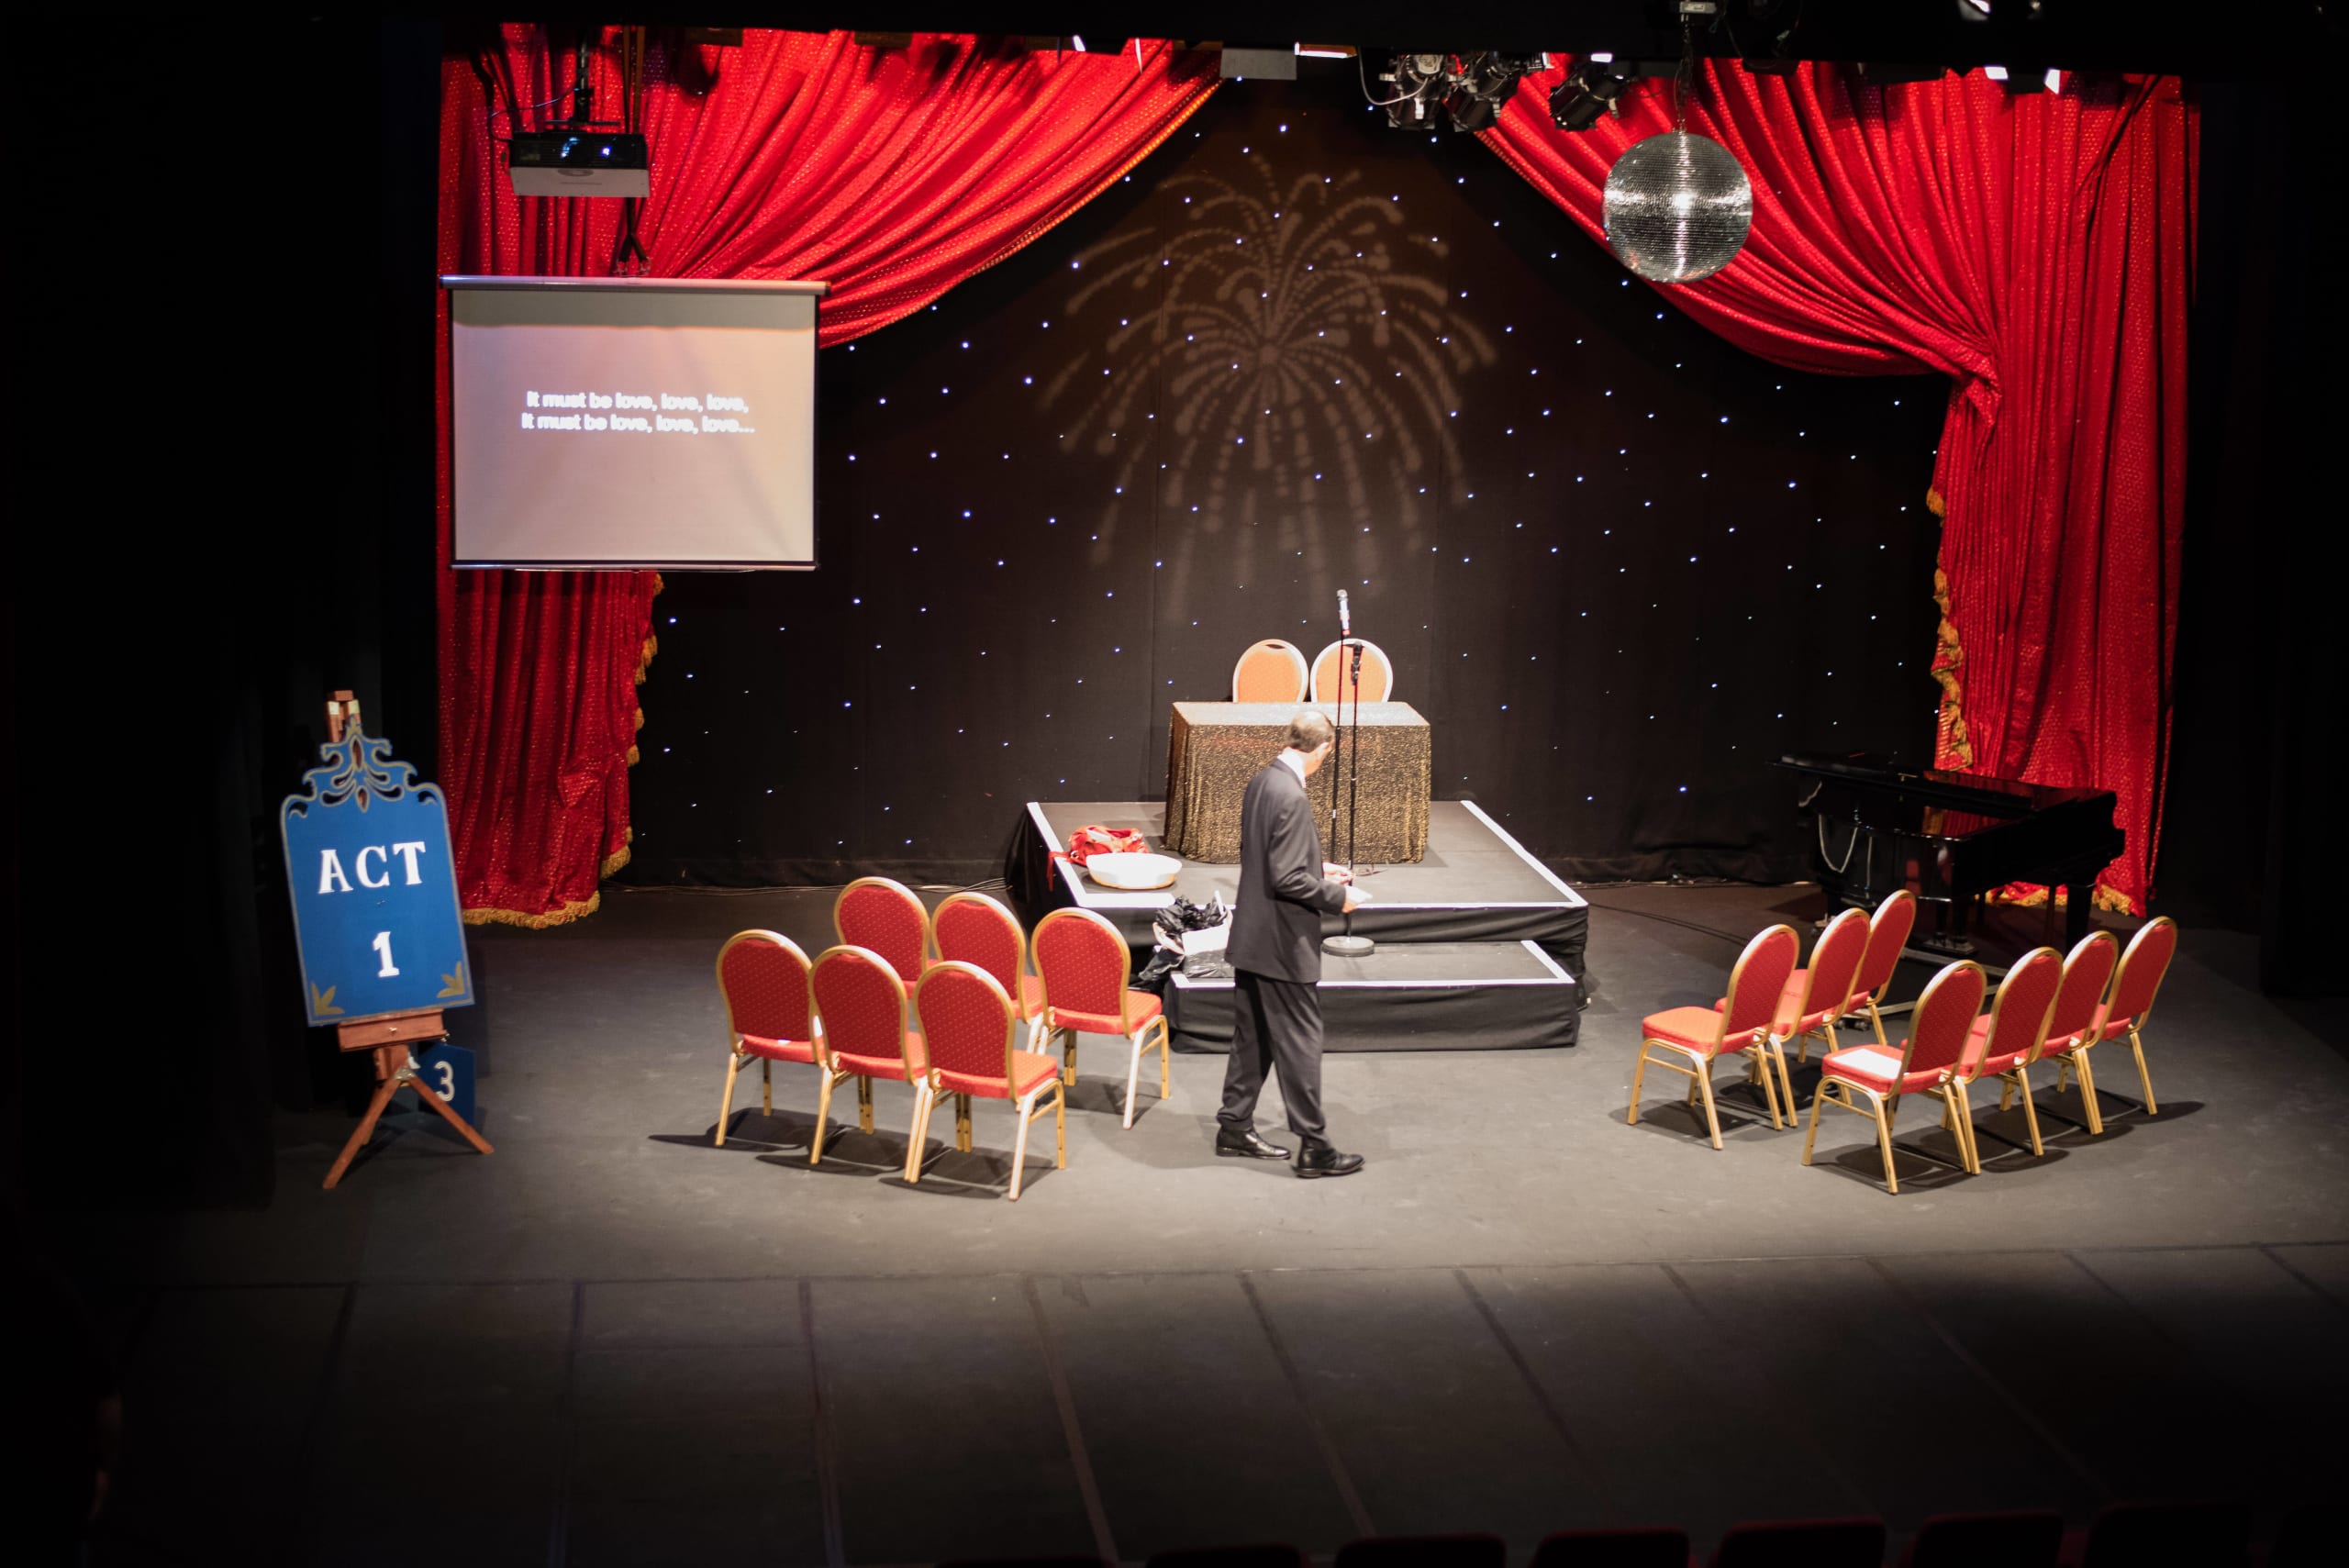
[1163,701,1431,865]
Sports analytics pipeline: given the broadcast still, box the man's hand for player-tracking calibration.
[1342,892,1360,915]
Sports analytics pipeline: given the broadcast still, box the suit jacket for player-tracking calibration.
[1226,758,1350,984]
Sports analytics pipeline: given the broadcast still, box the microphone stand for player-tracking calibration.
[1323,626,1375,958]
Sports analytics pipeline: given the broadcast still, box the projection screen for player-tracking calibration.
[445,276,825,569]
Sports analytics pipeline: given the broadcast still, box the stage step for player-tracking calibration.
[1163,940,1578,1052]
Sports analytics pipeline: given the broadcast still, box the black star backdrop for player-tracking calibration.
[621,61,1947,889]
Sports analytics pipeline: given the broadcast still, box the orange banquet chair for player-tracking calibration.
[1630,924,1802,1149]
[1803,959,1987,1194]
[713,930,823,1148]
[1805,887,1920,1062]
[2014,929,2121,1135]
[833,875,932,994]
[910,962,1067,1200]
[807,945,928,1168]
[1033,906,1172,1129]
[1948,945,2065,1169]
[1311,637,1396,704]
[1232,639,1310,703]
[1713,906,1873,1074]
[931,891,1048,1049]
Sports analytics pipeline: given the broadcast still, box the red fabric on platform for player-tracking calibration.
[1481,64,2194,911]
[436,29,1219,922]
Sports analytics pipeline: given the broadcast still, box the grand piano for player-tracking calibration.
[1776,753,2126,952]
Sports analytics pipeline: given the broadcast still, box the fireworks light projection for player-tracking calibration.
[1045,154,1494,618]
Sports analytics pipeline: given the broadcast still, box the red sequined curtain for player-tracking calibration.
[1482,63,2194,912]
[438,30,1219,924]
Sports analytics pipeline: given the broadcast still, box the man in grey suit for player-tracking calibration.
[1216,710,1366,1178]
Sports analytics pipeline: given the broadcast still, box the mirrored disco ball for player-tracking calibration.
[1602,131,1753,284]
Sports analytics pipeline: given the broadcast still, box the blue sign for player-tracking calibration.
[410,1041,478,1129]
[280,721,474,1026]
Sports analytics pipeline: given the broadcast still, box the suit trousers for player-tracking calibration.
[1218,968,1326,1142]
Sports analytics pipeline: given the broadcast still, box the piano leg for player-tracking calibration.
[2064,883,2093,948]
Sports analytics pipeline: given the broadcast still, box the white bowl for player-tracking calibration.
[1085,851,1183,890]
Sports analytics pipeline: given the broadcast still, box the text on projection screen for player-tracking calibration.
[451,284,818,567]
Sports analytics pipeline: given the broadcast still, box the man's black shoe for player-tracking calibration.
[1216,1127,1293,1161]
[1294,1140,1364,1179]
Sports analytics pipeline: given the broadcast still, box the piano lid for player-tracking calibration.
[1775,752,2115,820]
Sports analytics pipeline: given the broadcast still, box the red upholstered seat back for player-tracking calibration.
[2108,917,2178,1027]
[1034,907,1131,1021]
[1723,925,1801,1040]
[915,962,1016,1087]
[1312,638,1395,703]
[717,930,814,1044]
[1970,947,2064,1073]
[1802,908,1873,1019]
[2046,929,2121,1042]
[1233,639,1308,703]
[1902,962,1989,1079]
[811,947,911,1068]
[932,894,1026,998]
[835,878,930,984]
[1854,889,1919,997]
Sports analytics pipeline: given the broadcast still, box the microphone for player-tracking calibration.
[1337,588,1351,638]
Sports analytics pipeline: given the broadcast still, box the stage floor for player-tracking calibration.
[50,884,2349,1564]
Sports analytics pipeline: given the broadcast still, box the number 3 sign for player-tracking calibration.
[280,717,474,1026]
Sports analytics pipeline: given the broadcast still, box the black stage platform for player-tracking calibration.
[1013,799,1589,1051]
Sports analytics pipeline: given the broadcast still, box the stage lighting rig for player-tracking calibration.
[1549,56,1633,131]
[1375,51,1548,133]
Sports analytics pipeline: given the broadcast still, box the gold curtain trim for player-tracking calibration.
[1987,883,2137,915]
[600,837,633,879]
[465,891,603,929]
[1925,486,1946,517]
[1931,565,1975,770]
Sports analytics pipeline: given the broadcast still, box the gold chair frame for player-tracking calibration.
[807,944,926,1169]
[1777,906,1875,1065]
[1803,888,1919,1062]
[1629,925,1800,1150]
[908,962,1068,1201]
[1951,945,2064,1168]
[931,889,1047,1052]
[713,929,820,1150]
[1802,960,1986,1194]
[1310,637,1396,704]
[2047,916,2176,1131]
[1033,906,1172,1129]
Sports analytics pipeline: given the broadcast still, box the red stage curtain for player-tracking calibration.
[1482,64,2194,911]
[438,29,1218,924]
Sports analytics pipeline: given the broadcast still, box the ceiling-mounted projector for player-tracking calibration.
[509,130,649,197]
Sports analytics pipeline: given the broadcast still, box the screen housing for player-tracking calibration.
[442,275,827,571]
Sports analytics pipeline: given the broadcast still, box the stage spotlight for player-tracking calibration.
[1550,57,1632,131]
[1378,51,1544,133]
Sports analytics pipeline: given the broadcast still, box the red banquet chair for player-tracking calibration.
[1803,959,1987,1194]
[910,962,1067,1200]
[712,930,823,1148]
[931,891,1047,1046]
[1949,945,2065,1168]
[1811,888,1919,1061]
[1232,639,1310,703]
[807,945,928,1169]
[1033,906,1172,1129]
[832,875,932,994]
[2022,929,2121,1134]
[1714,906,1872,1069]
[1630,924,1802,1149]
[2059,914,2179,1129]
[1311,637,1396,703]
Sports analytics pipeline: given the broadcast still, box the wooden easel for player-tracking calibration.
[321,1006,495,1189]
[316,692,495,1190]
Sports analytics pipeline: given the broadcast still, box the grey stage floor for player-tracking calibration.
[63,884,2349,1565]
